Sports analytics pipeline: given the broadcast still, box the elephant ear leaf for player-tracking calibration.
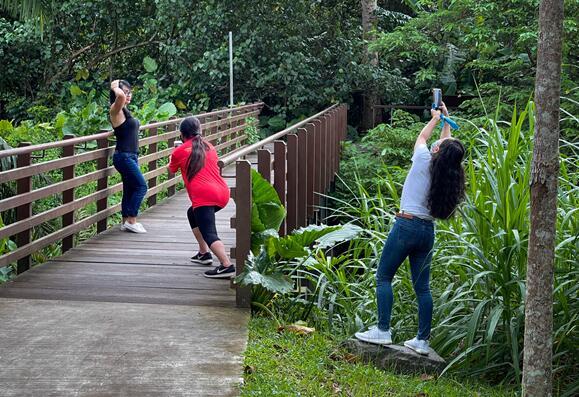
[315,224,364,249]
[251,169,285,233]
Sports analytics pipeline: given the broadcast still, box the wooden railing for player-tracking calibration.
[0,103,264,273]
[219,103,348,307]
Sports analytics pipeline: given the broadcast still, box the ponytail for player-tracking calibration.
[185,134,209,181]
[178,116,208,181]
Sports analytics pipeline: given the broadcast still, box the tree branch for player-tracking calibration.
[87,34,160,70]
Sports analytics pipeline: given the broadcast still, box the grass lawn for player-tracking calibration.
[241,317,516,396]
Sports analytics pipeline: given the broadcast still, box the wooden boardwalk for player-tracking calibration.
[0,159,253,396]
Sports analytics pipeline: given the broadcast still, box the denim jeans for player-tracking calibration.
[112,152,147,218]
[376,216,434,340]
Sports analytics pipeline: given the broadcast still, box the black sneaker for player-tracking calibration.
[204,264,236,279]
[191,252,213,265]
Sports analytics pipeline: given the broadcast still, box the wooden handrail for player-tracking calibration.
[219,103,339,168]
[0,102,264,159]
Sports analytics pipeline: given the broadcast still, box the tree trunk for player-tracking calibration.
[361,0,380,131]
[522,1,564,396]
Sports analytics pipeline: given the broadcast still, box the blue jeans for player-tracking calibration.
[113,152,147,218]
[376,217,434,340]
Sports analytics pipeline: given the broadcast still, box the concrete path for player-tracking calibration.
[0,190,248,396]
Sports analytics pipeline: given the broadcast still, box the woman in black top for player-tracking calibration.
[110,79,147,233]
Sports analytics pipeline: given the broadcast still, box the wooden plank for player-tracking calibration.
[286,134,298,232]
[234,160,252,308]
[297,128,308,228]
[61,135,75,252]
[15,142,32,274]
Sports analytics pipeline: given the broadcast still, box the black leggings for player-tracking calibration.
[187,206,222,247]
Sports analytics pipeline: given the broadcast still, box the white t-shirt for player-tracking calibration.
[399,144,433,220]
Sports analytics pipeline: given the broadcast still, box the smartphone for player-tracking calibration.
[174,140,183,148]
[432,88,442,109]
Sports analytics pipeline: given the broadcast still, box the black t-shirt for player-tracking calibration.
[113,108,140,153]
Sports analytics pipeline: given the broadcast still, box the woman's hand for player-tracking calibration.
[430,108,442,120]
[440,101,449,117]
[110,80,120,90]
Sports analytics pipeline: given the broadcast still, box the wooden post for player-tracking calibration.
[15,142,32,274]
[320,115,328,192]
[333,109,339,179]
[62,135,75,253]
[328,110,336,181]
[257,149,271,182]
[313,119,322,207]
[297,128,308,228]
[286,134,298,233]
[235,159,252,308]
[273,140,287,236]
[96,136,109,233]
[147,125,158,207]
[306,123,316,220]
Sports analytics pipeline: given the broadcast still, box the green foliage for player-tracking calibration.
[370,0,579,115]
[0,216,16,283]
[243,117,262,144]
[333,112,421,203]
[254,104,578,395]
[250,169,286,252]
[236,223,363,318]
[242,317,516,396]
[1,0,413,129]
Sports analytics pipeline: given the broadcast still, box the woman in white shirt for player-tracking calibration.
[355,103,466,355]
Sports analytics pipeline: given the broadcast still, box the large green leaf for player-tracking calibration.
[315,224,364,249]
[251,170,285,233]
[156,102,177,120]
[251,228,279,254]
[290,224,342,247]
[265,224,352,260]
[143,56,158,73]
[236,270,293,294]
[267,236,309,260]
[235,248,292,295]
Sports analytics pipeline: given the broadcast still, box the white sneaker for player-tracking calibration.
[124,222,147,234]
[355,325,392,345]
[404,337,430,355]
[120,222,127,231]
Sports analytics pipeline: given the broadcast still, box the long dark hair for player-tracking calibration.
[179,117,209,181]
[427,138,466,219]
[109,80,131,105]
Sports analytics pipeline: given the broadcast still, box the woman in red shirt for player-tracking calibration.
[168,117,234,279]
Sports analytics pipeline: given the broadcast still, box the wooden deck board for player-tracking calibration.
[0,160,248,396]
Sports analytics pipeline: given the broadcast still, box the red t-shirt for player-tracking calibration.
[169,140,230,209]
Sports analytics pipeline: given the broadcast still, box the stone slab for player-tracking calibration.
[342,338,446,375]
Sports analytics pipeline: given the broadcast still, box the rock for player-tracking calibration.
[341,338,446,375]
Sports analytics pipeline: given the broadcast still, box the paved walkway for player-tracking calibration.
[0,188,247,396]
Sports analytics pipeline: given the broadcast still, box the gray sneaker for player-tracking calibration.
[355,325,392,345]
[404,337,430,355]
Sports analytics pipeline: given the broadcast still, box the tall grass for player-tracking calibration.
[271,102,577,395]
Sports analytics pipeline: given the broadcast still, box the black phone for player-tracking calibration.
[432,88,442,109]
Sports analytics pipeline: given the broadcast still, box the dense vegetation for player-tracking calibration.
[1,1,577,143]
[1,1,577,395]
[239,106,578,396]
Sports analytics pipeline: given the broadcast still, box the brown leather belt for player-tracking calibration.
[395,212,414,220]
